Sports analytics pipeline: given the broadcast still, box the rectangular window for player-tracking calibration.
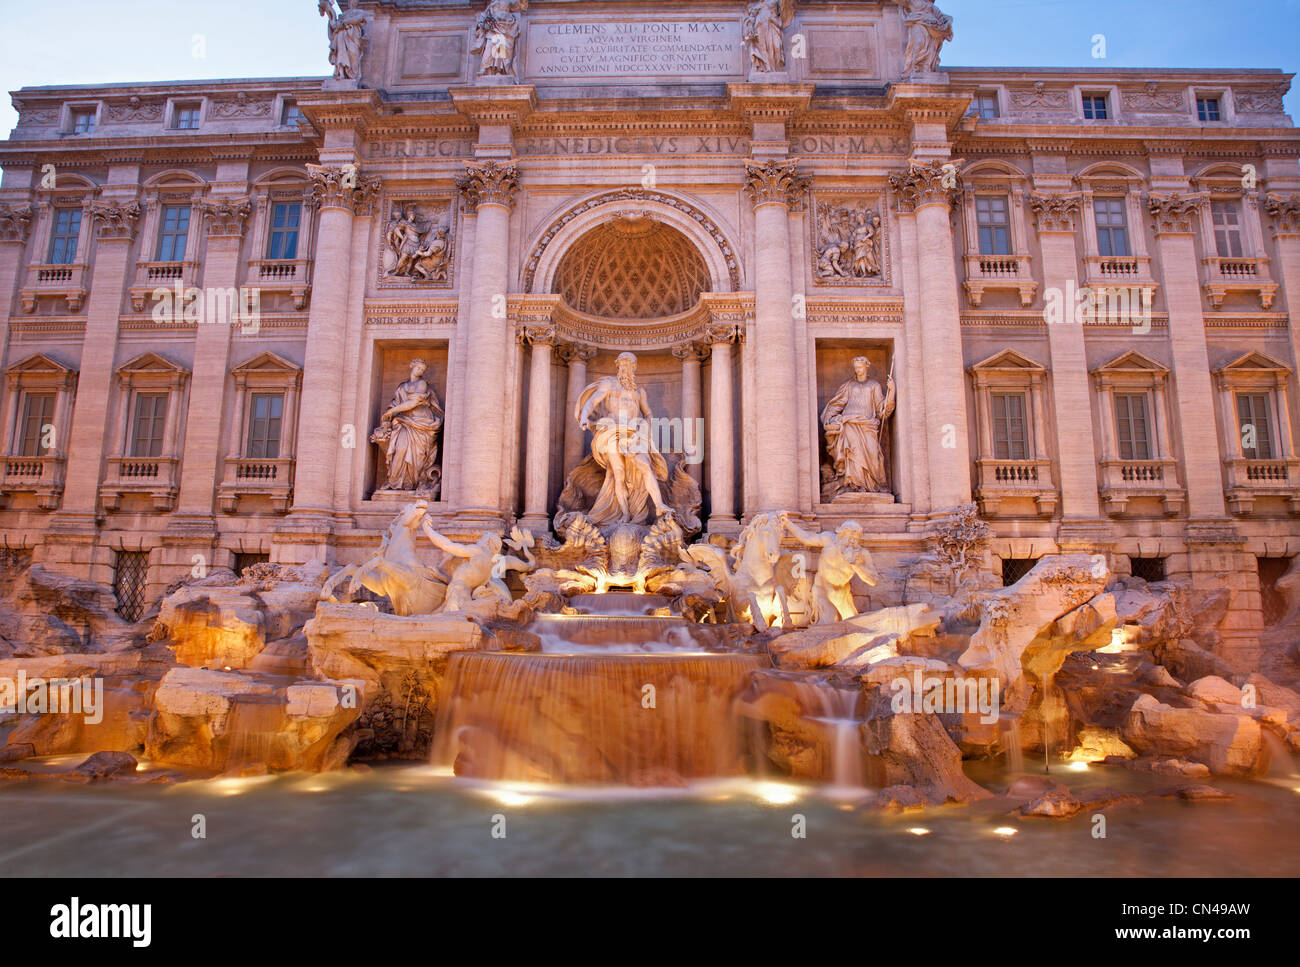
[130,393,168,458]
[48,207,82,264]
[173,104,201,130]
[975,195,1012,256]
[1237,393,1275,460]
[71,110,95,134]
[1114,393,1151,461]
[17,393,55,457]
[266,203,301,260]
[991,392,1029,460]
[1001,557,1039,587]
[1212,201,1245,258]
[1197,97,1221,122]
[1130,557,1167,583]
[281,101,304,126]
[1095,198,1131,258]
[974,93,1000,120]
[1082,94,1109,120]
[156,205,191,262]
[246,393,284,459]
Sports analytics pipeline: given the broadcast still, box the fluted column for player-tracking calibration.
[520,324,555,529]
[707,323,742,531]
[1266,195,1300,384]
[455,161,519,520]
[744,159,805,513]
[287,164,379,520]
[890,161,972,510]
[560,343,596,478]
[674,341,706,485]
[1029,191,1103,521]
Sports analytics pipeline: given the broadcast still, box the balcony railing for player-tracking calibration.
[962,253,1036,307]
[19,262,89,313]
[975,458,1057,517]
[218,456,295,513]
[0,454,66,510]
[101,456,180,512]
[129,261,198,311]
[1224,457,1300,515]
[1082,255,1158,302]
[1202,256,1277,310]
[1100,458,1184,516]
[247,258,312,310]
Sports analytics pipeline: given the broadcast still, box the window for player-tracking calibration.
[1197,97,1221,122]
[1211,201,1244,258]
[234,552,270,577]
[18,393,56,457]
[975,195,1012,256]
[974,93,999,120]
[246,393,283,459]
[71,111,95,134]
[130,393,168,458]
[1130,557,1167,582]
[1082,94,1109,120]
[1001,558,1039,587]
[48,208,82,264]
[281,101,304,126]
[173,104,201,130]
[114,551,149,623]
[266,203,301,260]
[1114,393,1151,461]
[1236,393,1275,460]
[1094,198,1131,258]
[156,205,190,261]
[991,392,1029,460]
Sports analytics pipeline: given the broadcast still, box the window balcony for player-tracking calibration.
[19,263,89,313]
[1201,256,1278,310]
[129,260,198,312]
[1083,255,1158,296]
[962,254,1037,307]
[1224,458,1300,515]
[974,458,1057,517]
[100,456,180,512]
[0,455,66,510]
[1100,458,1184,516]
[217,457,295,514]
[248,259,312,310]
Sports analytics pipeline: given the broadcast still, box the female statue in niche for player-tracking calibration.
[372,358,443,496]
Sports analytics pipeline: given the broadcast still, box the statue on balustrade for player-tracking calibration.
[821,356,896,500]
[744,0,794,73]
[372,358,443,497]
[473,0,529,76]
[318,0,369,81]
[899,0,953,76]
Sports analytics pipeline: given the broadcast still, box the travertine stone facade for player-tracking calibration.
[1,0,1298,672]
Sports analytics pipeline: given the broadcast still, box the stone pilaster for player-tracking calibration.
[674,341,707,486]
[1265,194,1300,380]
[707,322,743,532]
[0,204,33,402]
[519,323,555,530]
[560,343,596,480]
[889,160,972,511]
[744,158,806,513]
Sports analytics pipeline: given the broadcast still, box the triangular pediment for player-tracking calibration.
[116,351,188,377]
[969,349,1046,374]
[1216,351,1291,376]
[1093,349,1169,375]
[230,351,300,376]
[4,352,75,378]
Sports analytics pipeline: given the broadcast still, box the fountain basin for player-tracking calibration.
[433,651,764,785]
[527,614,750,653]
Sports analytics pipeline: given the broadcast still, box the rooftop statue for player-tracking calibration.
[318,0,369,82]
[899,0,953,76]
[743,0,795,74]
[473,0,529,77]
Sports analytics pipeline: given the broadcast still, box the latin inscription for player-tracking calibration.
[527,21,744,78]
[368,135,906,159]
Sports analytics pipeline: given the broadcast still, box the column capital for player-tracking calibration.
[705,321,746,345]
[458,160,520,213]
[743,159,807,211]
[1265,193,1300,237]
[306,162,381,214]
[516,323,556,347]
[889,159,962,213]
[89,200,142,241]
[0,203,34,243]
[200,197,252,238]
[1147,192,1204,235]
[1029,192,1083,234]
[558,342,597,364]
[672,341,708,362]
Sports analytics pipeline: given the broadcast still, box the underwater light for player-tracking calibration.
[751,782,801,805]
[993,826,1018,837]
[907,827,931,836]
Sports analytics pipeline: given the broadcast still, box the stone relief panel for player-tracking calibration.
[378,197,456,288]
[810,194,889,287]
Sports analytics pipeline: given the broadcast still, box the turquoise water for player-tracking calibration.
[1,760,1297,877]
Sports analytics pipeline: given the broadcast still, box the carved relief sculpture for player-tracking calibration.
[814,199,883,282]
[383,204,452,282]
[473,0,529,77]
[318,0,369,82]
[743,0,794,73]
[821,356,896,500]
[899,0,953,76]
[371,358,444,497]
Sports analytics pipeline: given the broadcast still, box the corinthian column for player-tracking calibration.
[707,322,742,531]
[520,324,555,530]
[744,159,806,513]
[560,343,596,478]
[287,163,380,522]
[889,160,972,510]
[1266,194,1300,397]
[455,161,519,520]
[674,341,707,485]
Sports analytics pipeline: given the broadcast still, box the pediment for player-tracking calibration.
[230,351,301,377]
[115,351,189,377]
[1093,349,1169,375]
[5,352,75,378]
[1216,350,1291,376]
[969,348,1046,374]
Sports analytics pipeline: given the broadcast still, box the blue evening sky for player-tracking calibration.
[1,0,1298,137]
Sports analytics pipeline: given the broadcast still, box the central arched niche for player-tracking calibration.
[552,218,711,319]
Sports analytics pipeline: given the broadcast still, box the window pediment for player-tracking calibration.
[1093,349,1169,376]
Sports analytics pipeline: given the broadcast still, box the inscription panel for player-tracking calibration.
[526,20,744,79]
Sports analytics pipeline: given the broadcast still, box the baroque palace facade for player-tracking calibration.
[0,0,1298,671]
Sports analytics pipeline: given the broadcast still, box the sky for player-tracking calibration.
[0,0,1297,136]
